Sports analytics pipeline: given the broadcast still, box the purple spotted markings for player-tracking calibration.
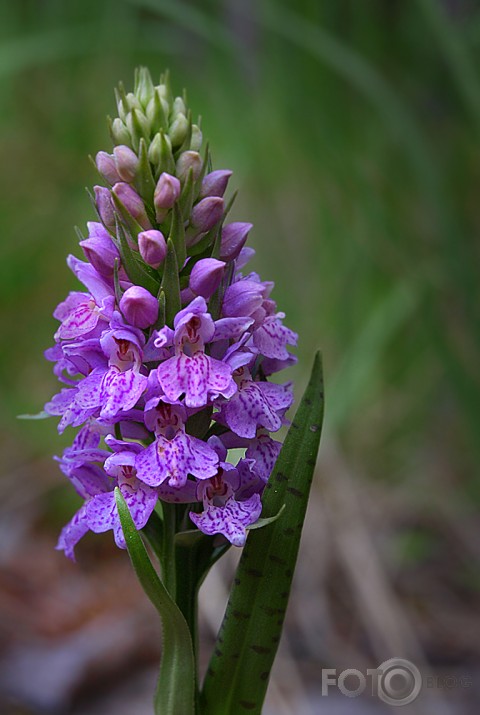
[43,71,297,559]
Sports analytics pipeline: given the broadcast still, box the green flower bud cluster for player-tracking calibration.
[94,68,235,330]
[108,68,203,177]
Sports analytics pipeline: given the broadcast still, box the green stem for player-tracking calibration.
[161,502,177,598]
[174,556,200,657]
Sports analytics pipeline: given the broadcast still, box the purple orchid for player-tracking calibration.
[57,434,158,559]
[45,69,298,560]
[75,318,148,421]
[135,402,219,488]
[155,297,248,408]
[189,438,263,546]
[214,365,294,439]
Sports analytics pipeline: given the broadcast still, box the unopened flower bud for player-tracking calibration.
[138,229,167,268]
[156,83,168,100]
[135,67,155,108]
[190,258,226,298]
[176,151,202,181]
[126,92,142,112]
[190,196,224,233]
[219,222,253,262]
[147,133,162,166]
[190,124,202,151]
[200,170,232,199]
[80,222,119,276]
[94,186,115,229]
[95,151,121,184]
[126,109,150,144]
[146,91,169,129]
[154,172,181,222]
[111,117,131,146]
[222,280,264,317]
[112,182,151,229]
[180,286,195,305]
[120,285,159,329]
[169,113,189,147]
[173,96,186,115]
[113,145,138,182]
[235,246,256,270]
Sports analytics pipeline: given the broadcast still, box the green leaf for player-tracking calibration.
[130,107,150,151]
[169,203,186,269]
[113,257,124,304]
[161,238,181,326]
[116,220,160,295]
[111,190,146,241]
[135,137,156,205]
[201,352,324,715]
[115,489,195,715]
[245,504,285,531]
[178,167,195,221]
[158,130,176,175]
[154,289,166,331]
[186,223,217,257]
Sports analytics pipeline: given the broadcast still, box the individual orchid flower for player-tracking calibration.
[75,318,148,420]
[214,365,294,439]
[135,402,219,488]
[155,297,246,408]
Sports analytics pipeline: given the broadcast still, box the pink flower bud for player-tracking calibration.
[112,182,151,229]
[200,170,232,199]
[95,151,121,184]
[154,173,181,222]
[235,246,256,270]
[180,287,195,305]
[94,186,115,229]
[113,145,139,182]
[176,151,202,181]
[79,222,119,276]
[120,285,159,329]
[190,258,226,298]
[190,197,224,233]
[138,229,167,268]
[222,280,264,317]
[219,222,253,262]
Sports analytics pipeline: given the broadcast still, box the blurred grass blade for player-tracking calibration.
[259,1,439,197]
[115,488,195,715]
[0,26,99,78]
[417,0,480,129]
[201,352,324,715]
[125,0,233,53]
[328,281,418,430]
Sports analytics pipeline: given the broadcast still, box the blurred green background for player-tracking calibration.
[1,0,479,713]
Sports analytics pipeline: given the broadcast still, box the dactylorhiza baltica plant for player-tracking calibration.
[38,68,323,715]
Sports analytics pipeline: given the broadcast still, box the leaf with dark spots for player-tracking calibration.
[201,352,324,715]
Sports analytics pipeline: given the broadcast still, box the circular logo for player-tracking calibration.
[377,658,422,706]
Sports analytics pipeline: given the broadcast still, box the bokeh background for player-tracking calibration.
[1,0,479,713]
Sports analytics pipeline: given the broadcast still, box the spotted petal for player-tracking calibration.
[253,314,298,360]
[246,432,282,481]
[189,494,262,546]
[157,352,236,408]
[218,380,292,439]
[135,431,219,488]
[56,504,90,561]
[85,478,157,549]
